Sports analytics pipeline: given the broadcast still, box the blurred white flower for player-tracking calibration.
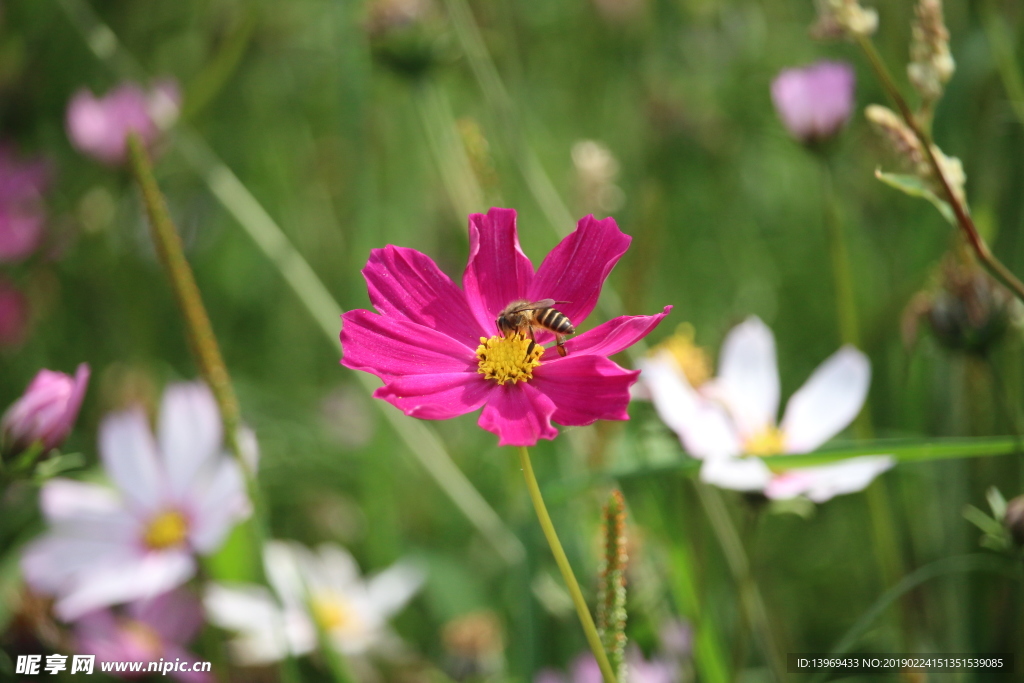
[639,316,893,502]
[204,540,424,665]
[21,383,251,620]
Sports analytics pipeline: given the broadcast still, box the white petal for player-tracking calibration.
[638,354,741,459]
[99,409,164,514]
[203,583,311,665]
[310,543,361,593]
[263,541,306,607]
[158,383,222,498]
[713,316,780,437]
[365,562,424,617]
[54,550,196,620]
[700,456,773,492]
[765,456,895,503]
[780,346,870,453]
[40,479,119,521]
[185,458,250,554]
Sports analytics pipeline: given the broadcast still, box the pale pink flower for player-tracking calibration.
[1,364,89,456]
[73,588,211,683]
[21,383,250,620]
[771,61,855,145]
[537,648,678,683]
[66,81,181,165]
[639,316,893,502]
[340,207,670,446]
[0,277,29,349]
[204,540,423,664]
[0,144,50,263]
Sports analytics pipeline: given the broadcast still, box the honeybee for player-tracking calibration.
[496,299,575,357]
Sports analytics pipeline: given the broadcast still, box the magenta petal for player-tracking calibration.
[463,208,535,332]
[532,355,638,426]
[131,587,204,644]
[341,310,476,378]
[565,306,672,358]
[364,245,486,347]
[477,383,558,447]
[375,372,491,419]
[528,215,631,333]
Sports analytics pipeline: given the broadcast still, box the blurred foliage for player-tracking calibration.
[1,0,1024,680]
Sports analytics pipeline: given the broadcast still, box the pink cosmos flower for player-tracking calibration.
[21,383,250,620]
[340,207,670,446]
[771,61,855,145]
[66,80,181,166]
[0,144,50,263]
[1,364,89,456]
[0,277,29,349]
[639,316,893,502]
[537,648,678,683]
[73,588,211,683]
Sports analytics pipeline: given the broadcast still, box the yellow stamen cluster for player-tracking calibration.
[143,510,189,550]
[312,594,359,633]
[476,334,544,385]
[652,323,713,388]
[744,426,786,457]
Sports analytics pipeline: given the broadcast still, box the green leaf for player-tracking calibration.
[987,486,1008,520]
[963,504,1004,537]
[32,452,85,482]
[875,169,957,226]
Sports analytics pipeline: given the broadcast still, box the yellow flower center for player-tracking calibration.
[652,323,712,387]
[312,595,359,634]
[744,425,786,457]
[476,334,543,385]
[143,510,189,550]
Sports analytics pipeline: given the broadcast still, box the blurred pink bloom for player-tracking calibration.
[0,144,50,262]
[537,648,678,683]
[639,316,893,502]
[340,207,670,446]
[21,383,250,620]
[73,588,211,683]
[771,61,855,145]
[0,277,29,349]
[66,81,181,165]
[1,364,89,456]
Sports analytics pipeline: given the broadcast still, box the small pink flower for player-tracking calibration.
[66,80,181,165]
[340,208,670,446]
[0,144,50,263]
[537,648,678,683]
[771,61,855,145]
[0,277,29,349]
[21,382,250,619]
[640,316,893,502]
[1,364,89,456]
[73,588,211,682]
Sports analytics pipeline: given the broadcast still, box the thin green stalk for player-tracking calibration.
[126,134,299,683]
[819,158,860,348]
[695,483,785,683]
[854,34,1024,304]
[981,0,1024,131]
[517,446,618,683]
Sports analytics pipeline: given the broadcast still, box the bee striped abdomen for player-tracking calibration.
[536,308,575,334]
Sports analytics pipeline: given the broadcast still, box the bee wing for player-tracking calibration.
[521,299,557,310]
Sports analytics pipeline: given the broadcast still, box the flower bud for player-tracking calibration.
[1,364,90,457]
[771,61,855,146]
[364,0,448,79]
[908,0,955,105]
[812,0,878,40]
[1003,496,1024,547]
[66,81,181,166]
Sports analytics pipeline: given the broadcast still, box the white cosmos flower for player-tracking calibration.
[204,540,424,665]
[21,383,251,620]
[639,316,893,502]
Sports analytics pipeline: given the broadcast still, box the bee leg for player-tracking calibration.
[555,334,568,357]
[526,328,537,358]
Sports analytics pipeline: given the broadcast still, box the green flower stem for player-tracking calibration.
[819,158,860,348]
[854,34,1024,304]
[517,446,618,683]
[127,135,245,471]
